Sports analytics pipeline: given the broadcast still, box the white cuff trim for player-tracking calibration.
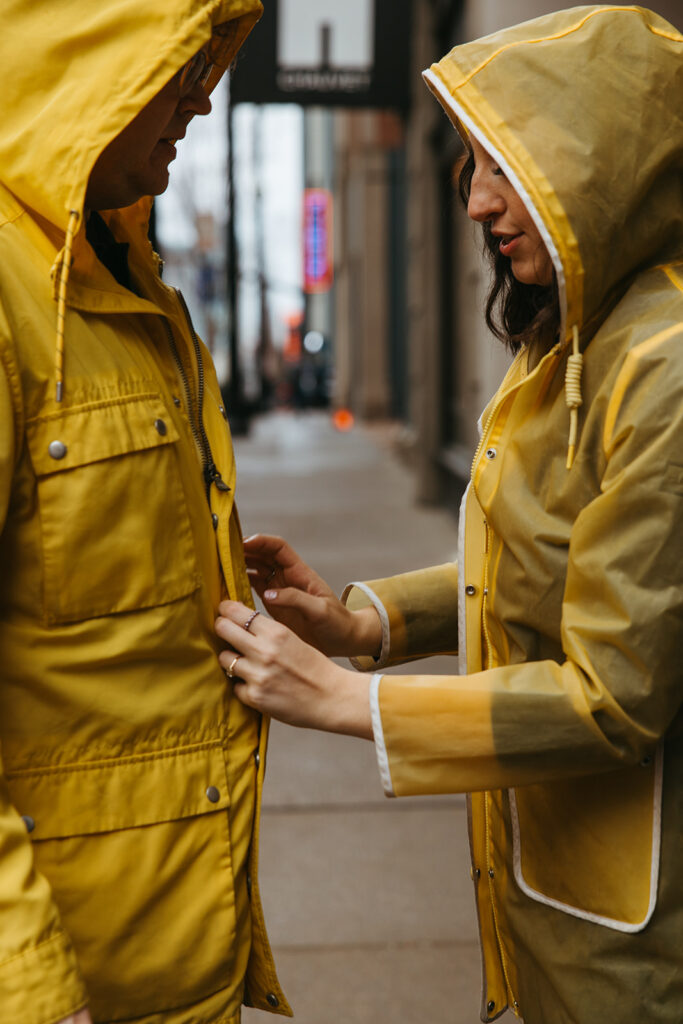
[369,673,395,797]
[341,581,391,670]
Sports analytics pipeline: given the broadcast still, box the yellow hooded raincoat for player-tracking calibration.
[345,7,683,1023]
[0,2,291,1022]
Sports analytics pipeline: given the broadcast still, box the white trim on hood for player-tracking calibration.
[422,68,567,344]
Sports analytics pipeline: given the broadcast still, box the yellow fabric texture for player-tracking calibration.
[0,2,292,1023]
[348,7,683,1024]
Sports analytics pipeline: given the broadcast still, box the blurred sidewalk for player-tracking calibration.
[235,411,499,1024]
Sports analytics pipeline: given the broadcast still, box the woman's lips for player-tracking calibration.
[499,233,522,256]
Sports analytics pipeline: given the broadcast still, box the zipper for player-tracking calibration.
[163,289,231,503]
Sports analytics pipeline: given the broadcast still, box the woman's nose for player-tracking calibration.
[467,176,504,223]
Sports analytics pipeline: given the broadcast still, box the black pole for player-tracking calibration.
[225,89,249,435]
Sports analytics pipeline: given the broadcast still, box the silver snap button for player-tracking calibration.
[640,755,652,767]
[48,440,67,460]
[485,447,497,460]
[487,1000,496,1014]
[254,751,260,768]
[154,419,167,436]
[212,513,219,530]
[266,994,279,1008]
[219,405,228,420]
[206,786,220,803]
[465,585,476,596]
[488,868,495,878]
[172,396,181,408]
[22,815,35,833]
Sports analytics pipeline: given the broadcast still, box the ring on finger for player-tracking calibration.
[243,610,260,633]
[226,654,242,678]
[265,567,277,583]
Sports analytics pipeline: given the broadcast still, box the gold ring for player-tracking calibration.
[243,610,260,633]
[226,654,242,678]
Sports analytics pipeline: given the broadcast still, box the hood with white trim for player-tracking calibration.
[424,5,683,342]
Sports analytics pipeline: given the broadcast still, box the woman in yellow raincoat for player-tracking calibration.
[216,6,683,1023]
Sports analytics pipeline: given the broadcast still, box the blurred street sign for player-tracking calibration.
[303,189,333,293]
[231,0,412,110]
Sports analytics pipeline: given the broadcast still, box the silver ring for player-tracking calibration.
[265,567,277,583]
[243,610,260,633]
[226,654,242,678]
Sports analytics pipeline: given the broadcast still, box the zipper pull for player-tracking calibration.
[204,462,231,492]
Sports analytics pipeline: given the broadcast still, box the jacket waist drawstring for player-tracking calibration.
[50,209,80,403]
[565,324,583,469]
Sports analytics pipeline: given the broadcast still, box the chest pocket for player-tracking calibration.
[26,393,200,625]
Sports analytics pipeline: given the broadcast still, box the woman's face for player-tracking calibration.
[467,135,553,287]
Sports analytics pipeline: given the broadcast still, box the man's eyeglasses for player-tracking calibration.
[178,48,214,97]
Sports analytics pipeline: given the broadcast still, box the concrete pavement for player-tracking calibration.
[235,411,507,1024]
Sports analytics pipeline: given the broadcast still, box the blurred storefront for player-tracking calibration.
[158,0,681,506]
[329,0,681,508]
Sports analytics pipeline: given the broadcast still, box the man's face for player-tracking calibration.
[85,64,212,211]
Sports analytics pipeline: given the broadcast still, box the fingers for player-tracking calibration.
[258,585,321,614]
[216,601,286,672]
[243,534,301,569]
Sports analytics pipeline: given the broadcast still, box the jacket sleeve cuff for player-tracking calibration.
[0,929,88,1024]
[369,674,395,797]
[341,582,391,671]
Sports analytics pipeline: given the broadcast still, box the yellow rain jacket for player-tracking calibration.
[0,2,290,1023]
[345,7,683,1023]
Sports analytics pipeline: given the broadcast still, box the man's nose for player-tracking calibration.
[467,178,503,223]
[179,84,212,120]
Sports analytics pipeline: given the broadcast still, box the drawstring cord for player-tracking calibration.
[51,209,80,403]
[564,324,583,469]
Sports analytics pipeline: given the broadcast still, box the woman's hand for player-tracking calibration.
[215,601,373,739]
[243,534,381,659]
[58,1010,92,1024]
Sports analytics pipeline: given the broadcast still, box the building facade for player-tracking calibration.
[329,0,681,507]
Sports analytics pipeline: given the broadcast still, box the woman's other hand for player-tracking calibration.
[243,534,381,658]
[215,601,373,739]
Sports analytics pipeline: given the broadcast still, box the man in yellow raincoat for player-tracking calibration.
[215,7,683,1023]
[0,2,290,1022]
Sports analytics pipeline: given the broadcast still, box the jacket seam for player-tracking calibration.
[6,740,224,778]
[0,334,25,471]
[26,390,162,424]
[0,929,70,972]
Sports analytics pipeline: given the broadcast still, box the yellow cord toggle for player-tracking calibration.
[51,209,80,403]
[565,324,583,469]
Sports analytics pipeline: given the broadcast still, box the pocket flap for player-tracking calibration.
[26,393,179,476]
[6,744,230,839]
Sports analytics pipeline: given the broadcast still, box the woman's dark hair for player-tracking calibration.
[458,148,560,355]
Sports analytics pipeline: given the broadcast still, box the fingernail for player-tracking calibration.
[264,590,277,601]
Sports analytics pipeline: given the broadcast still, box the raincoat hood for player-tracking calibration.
[0,0,262,233]
[424,5,683,342]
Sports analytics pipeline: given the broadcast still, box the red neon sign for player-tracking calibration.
[303,188,333,293]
